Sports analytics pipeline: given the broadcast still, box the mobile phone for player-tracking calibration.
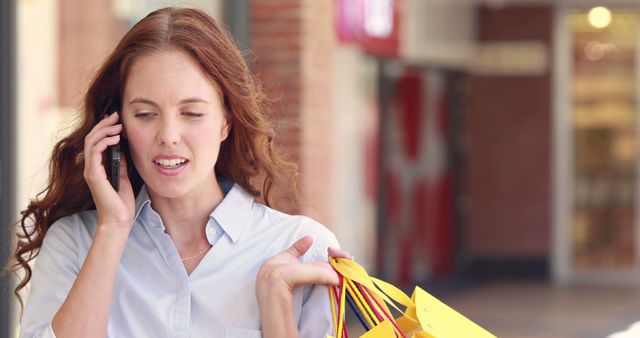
[102,109,121,191]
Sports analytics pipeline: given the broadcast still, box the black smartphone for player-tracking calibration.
[102,109,121,191]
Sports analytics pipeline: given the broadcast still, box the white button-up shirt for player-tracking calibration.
[20,179,339,338]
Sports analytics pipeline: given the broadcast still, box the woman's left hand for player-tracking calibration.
[256,236,351,294]
[255,236,351,338]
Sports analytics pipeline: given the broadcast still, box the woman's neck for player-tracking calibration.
[147,180,225,247]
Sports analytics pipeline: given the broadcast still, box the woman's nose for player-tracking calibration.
[156,117,181,145]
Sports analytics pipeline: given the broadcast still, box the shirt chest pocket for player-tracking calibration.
[224,327,263,338]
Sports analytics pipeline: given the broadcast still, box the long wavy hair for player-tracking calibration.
[8,7,298,311]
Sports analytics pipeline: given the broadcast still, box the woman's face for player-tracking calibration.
[121,49,230,199]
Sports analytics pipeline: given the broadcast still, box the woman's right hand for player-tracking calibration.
[83,112,135,229]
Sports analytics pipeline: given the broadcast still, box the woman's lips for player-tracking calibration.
[153,160,189,176]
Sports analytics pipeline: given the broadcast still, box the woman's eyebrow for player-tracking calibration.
[128,97,210,106]
[179,97,210,104]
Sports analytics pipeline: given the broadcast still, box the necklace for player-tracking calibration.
[180,245,211,261]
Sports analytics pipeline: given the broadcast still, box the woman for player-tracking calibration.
[11,7,348,338]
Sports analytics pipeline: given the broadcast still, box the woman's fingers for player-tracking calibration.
[258,237,351,290]
[92,135,121,155]
[85,124,122,150]
[98,111,119,125]
[328,247,352,259]
[285,236,314,258]
[85,135,120,183]
[80,111,136,228]
[282,240,346,286]
[287,262,340,286]
[83,113,122,182]
[85,113,119,140]
[84,113,120,148]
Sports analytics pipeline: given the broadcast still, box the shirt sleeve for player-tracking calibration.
[20,217,80,338]
[297,225,341,338]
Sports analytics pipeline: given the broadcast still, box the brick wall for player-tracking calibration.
[58,0,125,108]
[250,0,335,227]
[466,5,552,257]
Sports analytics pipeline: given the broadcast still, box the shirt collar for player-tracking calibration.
[210,181,254,243]
[134,185,152,222]
[133,177,255,243]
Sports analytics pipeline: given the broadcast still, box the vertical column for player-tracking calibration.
[58,0,125,108]
[250,0,335,226]
[467,5,552,267]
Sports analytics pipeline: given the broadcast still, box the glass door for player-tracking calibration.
[570,9,639,275]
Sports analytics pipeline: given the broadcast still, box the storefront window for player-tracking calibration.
[571,9,638,269]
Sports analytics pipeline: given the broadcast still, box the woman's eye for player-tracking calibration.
[183,112,205,118]
[134,112,155,118]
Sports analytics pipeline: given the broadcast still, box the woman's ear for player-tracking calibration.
[221,119,231,142]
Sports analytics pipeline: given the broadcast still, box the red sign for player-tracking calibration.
[336,0,401,57]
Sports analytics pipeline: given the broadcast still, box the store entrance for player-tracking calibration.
[556,7,640,283]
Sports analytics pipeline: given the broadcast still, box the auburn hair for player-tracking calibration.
[8,7,298,311]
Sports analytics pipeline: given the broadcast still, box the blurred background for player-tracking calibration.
[3,0,640,337]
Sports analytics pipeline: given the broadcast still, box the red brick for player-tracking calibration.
[251,0,335,226]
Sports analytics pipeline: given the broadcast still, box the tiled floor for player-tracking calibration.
[344,280,640,337]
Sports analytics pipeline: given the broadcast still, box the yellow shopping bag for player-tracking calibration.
[327,257,497,338]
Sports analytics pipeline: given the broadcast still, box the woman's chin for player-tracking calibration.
[141,168,217,200]
[145,180,191,199]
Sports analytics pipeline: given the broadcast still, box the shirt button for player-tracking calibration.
[208,227,217,236]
